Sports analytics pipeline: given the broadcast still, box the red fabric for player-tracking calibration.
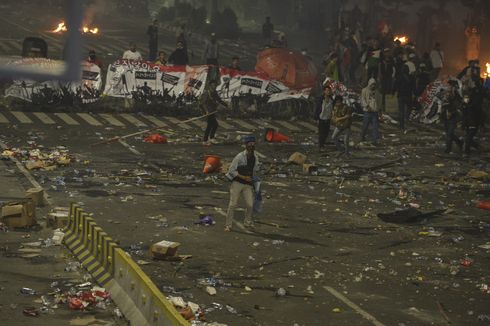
[255,48,317,89]
[144,134,168,144]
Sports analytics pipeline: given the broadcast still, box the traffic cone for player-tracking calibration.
[476,201,490,210]
[203,155,221,174]
[264,128,291,143]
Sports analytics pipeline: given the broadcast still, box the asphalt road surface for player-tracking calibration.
[1,110,489,325]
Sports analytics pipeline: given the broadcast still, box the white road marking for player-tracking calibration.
[118,140,142,156]
[77,113,103,126]
[11,111,33,124]
[141,114,169,128]
[33,112,55,124]
[323,286,386,326]
[296,121,317,132]
[54,113,80,125]
[217,119,234,130]
[163,116,191,130]
[275,120,301,131]
[233,119,255,130]
[190,120,206,129]
[0,113,8,123]
[120,114,147,127]
[99,114,125,127]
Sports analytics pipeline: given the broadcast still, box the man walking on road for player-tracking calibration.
[441,80,463,154]
[331,96,353,156]
[361,78,381,146]
[316,86,334,151]
[147,19,159,62]
[225,135,260,232]
[198,80,228,145]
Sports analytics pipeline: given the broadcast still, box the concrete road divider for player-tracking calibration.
[64,204,188,326]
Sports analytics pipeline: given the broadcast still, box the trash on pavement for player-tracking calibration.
[476,201,490,210]
[195,214,215,226]
[288,152,307,165]
[23,307,40,317]
[203,155,221,174]
[206,286,217,296]
[144,134,168,144]
[25,187,44,207]
[150,240,180,259]
[378,208,446,224]
[1,200,36,228]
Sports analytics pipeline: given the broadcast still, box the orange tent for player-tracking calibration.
[255,48,317,89]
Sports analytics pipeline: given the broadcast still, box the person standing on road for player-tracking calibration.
[225,135,260,231]
[394,62,414,132]
[462,86,484,157]
[122,42,143,61]
[262,16,274,46]
[331,96,353,156]
[168,42,189,66]
[360,78,381,146]
[430,42,444,81]
[441,80,463,154]
[147,19,159,62]
[203,33,219,65]
[316,86,334,151]
[199,80,228,145]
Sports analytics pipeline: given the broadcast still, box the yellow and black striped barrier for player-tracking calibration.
[64,203,188,326]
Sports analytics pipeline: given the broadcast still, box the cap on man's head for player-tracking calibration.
[242,135,256,144]
[408,53,416,58]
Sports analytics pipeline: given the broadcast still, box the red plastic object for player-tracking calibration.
[265,128,291,143]
[460,259,473,267]
[68,297,84,310]
[203,155,221,174]
[144,134,168,144]
[476,201,490,210]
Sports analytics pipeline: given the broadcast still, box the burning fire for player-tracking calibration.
[52,21,99,34]
[483,62,490,79]
[394,35,409,45]
[53,22,67,33]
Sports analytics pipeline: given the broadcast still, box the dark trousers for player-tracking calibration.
[397,96,411,130]
[204,115,219,141]
[464,126,479,154]
[318,119,331,148]
[361,111,379,144]
[149,42,157,62]
[445,118,463,152]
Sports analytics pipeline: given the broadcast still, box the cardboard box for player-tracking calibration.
[1,200,36,228]
[150,240,180,259]
[25,187,44,207]
[47,207,69,228]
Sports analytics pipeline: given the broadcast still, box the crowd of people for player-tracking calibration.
[316,21,486,158]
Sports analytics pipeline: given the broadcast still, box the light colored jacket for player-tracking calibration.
[430,49,444,69]
[361,78,380,112]
[226,150,260,181]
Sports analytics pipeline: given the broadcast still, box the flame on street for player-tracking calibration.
[394,35,409,45]
[52,21,99,34]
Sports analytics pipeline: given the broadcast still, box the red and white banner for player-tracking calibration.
[103,59,209,98]
[4,58,102,103]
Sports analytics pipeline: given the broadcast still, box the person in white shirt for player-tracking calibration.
[122,42,143,61]
[430,42,444,81]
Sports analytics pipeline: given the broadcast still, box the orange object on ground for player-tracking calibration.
[255,48,317,89]
[203,155,221,174]
[144,134,167,144]
[265,128,291,143]
[476,201,490,210]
